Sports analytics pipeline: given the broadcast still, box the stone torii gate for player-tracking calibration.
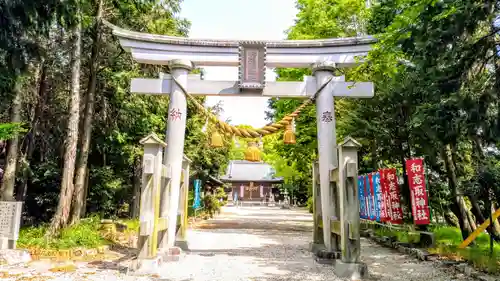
[106,22,375,277]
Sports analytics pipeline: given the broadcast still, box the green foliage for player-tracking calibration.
[119,218,140,234]
[265,0,369,203]
[0,0,74,76]
[433,226,464,245]
[373,227,419,243]
[289,0,368,39]
[372,224,500,272]
[0,0,231,223]
[87,166,127,217]
[297,0,500,238]
[306,197,313,213]
[431,226,500,273]
[0,123,25,140]
[17,216,107,249]
[432,226,493,247]
[214,187,228,203]
[185,101,232,184]
[202,194,222,218]
[265,97,319,203]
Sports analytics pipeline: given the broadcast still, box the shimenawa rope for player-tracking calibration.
[168,69,332,139]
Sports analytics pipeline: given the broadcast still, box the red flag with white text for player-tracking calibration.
[379,169,390,222]
[405,158,431,225]
[386,168,403,224]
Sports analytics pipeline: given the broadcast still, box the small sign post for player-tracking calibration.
[0,201,23,249]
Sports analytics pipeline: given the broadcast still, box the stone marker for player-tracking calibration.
[0,201,23,250]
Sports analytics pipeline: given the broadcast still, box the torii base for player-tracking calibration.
[174,240,189,251]
[310,242,340,264]
[333,260,368,280]
[131,255,163,275]
[158,246,183,262]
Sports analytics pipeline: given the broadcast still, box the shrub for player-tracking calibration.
[17,216,108,250]
[433,226,462,245]
[214,187,228,206]
[203,194,221,218]
[121,219,140,233]
[306,197,313,213]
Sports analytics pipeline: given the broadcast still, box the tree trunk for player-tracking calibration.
[444,210,460,228]
[131,157,141,218]
[491,19,500,136]
[492,203,500,236]
[1,74,23,201]
[450,146,476,232]
[396,110,412,220]
[470,196,486,222]
[399,145,411,219]
[471,198,500,241]
[466,206,477,230]
[442,144,472,240]
[17,61,47,202]
[371,140,377,170]
[47,11,82,236]
[80,167,89,217]
[70,0,103,225]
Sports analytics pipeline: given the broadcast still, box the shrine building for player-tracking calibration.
[220,160,283,202]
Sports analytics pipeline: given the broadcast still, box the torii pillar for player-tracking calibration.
[314,61,340,252]
[159,59,193,250]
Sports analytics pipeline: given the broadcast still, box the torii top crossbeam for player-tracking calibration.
[108,22,375,68]
[105,21,376,98]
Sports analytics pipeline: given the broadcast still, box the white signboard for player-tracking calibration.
[0,201,23,240]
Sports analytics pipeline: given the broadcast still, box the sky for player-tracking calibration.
[180,0,298,128]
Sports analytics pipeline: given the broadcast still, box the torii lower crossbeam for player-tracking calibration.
[131,75,374,99]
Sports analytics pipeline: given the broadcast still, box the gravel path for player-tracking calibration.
[157,206,475,281]
[0,206,477,280]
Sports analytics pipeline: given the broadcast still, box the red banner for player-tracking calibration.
[379,169,390,222]
[405,158,430,225]
[386,168,403,224]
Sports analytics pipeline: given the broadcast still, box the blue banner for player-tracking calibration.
[193,179,202,209]
[373,172,381,221]
[369,174,375,221]
[358,176,365,218]
[365,175,372,220]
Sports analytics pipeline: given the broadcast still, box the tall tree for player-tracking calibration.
[341,0,500,236]
[70,0,104,224]
[47,1,82,235]
[1,81,23,201]
[0,0,70,200]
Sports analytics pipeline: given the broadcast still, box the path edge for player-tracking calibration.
[361,229,497,281]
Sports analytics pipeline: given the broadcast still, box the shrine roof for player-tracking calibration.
[207,175,224,186]
[220,160,283,183]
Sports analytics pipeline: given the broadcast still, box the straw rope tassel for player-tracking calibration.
[283,118,296,144]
